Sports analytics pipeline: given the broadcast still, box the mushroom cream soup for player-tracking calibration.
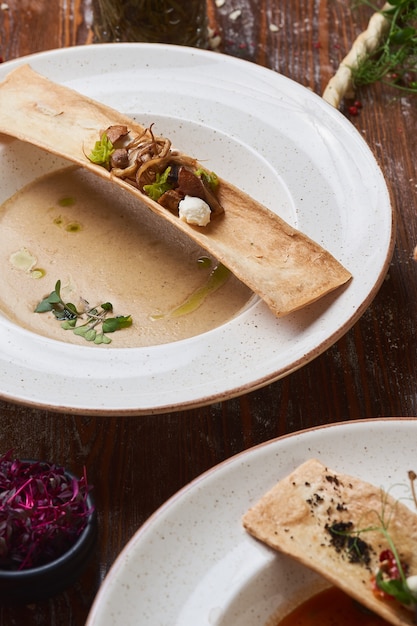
[0,166,253,347]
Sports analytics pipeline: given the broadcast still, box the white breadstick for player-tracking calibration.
[323,2,393,108]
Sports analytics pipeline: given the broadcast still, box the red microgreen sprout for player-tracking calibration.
[330,475,417,610]
[369,472,417,609]
[0,452,94,571]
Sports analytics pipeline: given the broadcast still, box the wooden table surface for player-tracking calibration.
[0,1,416,624]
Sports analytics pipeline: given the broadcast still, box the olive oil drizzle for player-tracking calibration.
[152,263,230,320]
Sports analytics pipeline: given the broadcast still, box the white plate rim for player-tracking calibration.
[0,44,395,414]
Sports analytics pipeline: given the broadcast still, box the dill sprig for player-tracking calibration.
[352,0,417,93]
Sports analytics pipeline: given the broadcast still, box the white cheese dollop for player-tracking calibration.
[178,195,211,227]
[407,575,417,598]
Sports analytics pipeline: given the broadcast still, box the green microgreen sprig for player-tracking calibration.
[35,280,132,344]
[352,0,417,93]
[194,168,219,191]
[143,166,173,201]
[88,132,115,168]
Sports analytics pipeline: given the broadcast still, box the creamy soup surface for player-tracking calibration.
[0,166,253,347]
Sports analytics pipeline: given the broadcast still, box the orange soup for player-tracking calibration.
[273,587,390,626]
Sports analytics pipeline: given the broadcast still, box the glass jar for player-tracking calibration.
[92,0,208,48]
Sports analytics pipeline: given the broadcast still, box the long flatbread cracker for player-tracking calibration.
[243,459,417,626]
[0,65,351,318]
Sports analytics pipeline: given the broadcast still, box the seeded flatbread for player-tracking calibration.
[0,64,351,318]
[243,459,417,626]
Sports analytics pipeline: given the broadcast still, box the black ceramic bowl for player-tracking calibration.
[0,465,97,603]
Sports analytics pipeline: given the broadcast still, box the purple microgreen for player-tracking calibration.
[0,452,94,571]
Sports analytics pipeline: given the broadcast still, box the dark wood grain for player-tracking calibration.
[0,0,416,623]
